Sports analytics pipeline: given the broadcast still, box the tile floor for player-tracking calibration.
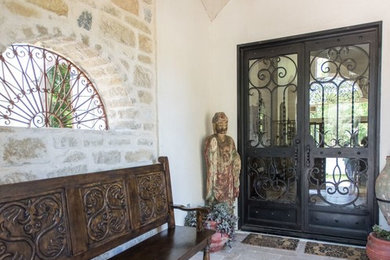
[190,231,367,260]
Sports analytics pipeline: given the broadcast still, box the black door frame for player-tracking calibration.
[237,21,382,245]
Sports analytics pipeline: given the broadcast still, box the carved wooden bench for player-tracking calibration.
[0,156,214,259]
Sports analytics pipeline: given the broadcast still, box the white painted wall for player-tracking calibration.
[156,0,213,224]
[157,0,390,228]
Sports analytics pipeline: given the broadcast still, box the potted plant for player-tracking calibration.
[366,225,390,260]
[185,202,238,252]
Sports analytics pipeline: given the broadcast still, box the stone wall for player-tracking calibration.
[0,0,157,257]
[0,1,157,182]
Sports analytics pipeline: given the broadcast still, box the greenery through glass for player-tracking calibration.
[46,64,73,128]
[310,78,368,147]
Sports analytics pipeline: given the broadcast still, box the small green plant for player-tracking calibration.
[373,225,390,241]
[206,203,238,238]
[184,202,238,246]
[184,209,197,227]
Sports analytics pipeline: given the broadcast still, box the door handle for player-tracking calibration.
[294,138,300,166]
[305,145,311,167]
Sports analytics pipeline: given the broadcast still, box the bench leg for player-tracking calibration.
[203,244,210,260]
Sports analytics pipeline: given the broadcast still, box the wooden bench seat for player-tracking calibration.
[0,156,214,259]
[110,226,215,260]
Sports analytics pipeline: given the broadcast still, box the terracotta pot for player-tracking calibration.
[204,220,230,252]
[366,232,390,260]
[204,220,218,230]
[210,232,229,252]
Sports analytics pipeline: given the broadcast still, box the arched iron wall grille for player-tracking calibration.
[0,44,108,130]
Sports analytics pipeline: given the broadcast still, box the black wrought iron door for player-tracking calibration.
[238,23,381,245]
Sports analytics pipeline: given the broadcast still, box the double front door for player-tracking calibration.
[237,23,381,244]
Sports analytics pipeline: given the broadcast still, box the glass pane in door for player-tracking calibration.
[309,45,369,148]
[248,54,298,148]
[308,157,368,208]
[248,156,297,203]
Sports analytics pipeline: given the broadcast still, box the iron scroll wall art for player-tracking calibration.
[0,44,108,130]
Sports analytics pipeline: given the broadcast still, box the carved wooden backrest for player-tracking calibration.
[0,157,174,259]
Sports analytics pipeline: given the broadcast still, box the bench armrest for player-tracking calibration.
[172,204,210,232]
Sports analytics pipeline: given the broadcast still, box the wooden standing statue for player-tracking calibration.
[204,112,241,206]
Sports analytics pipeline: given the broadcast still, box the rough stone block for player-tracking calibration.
[27,0,68,16]
[106,97,133,108]
[108,86,128,97]
[135,107,153,121]
[102,5,121,17]
[95,44,102,51]
[143,123,154,131]
[78,0,96,8]
[86,57,109,67]
[36,25,48,35]
[0,171,38,185]
[138,54,152,64]
[89,67,106,77]
[108,138,132,146]
[100,16,136,47]
[83,137,104,147]
[93,151,121,164]
[107,110,117,120]
[99,77,124,87]
[54,136,80,149]
[111,0,139,15]
[138,90,153,104]
[115,120,142,130]
[22,27,34,38]
[133,65,152,88]
[81,35,90,46]
[120,59,130,70]
[53,27,62,36]
[4,1,40,18]
[144,8,152,23]
[63,151,86,163]
[3,138,47,164]
[0,127,14,133]
[125,150,153,162]
[125,15,151,34]
[139,34,153,53]
[137,138,153,146]
[103,65,118,74]
[118,108,138,119]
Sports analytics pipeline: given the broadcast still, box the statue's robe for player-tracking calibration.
[204,134,241,206]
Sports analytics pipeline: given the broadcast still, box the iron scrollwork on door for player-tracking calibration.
[248,157,297,203]
[309,45,369,148]
[308,157,368,208]
[0,192,70,259]
[248,55,298,148]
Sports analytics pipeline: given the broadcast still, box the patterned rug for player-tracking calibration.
[304,242,368,259]
[242,234,299,251]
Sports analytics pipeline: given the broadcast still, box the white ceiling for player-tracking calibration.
[201,0,231,21]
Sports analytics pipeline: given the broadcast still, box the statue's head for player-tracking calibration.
[212,112,228,134]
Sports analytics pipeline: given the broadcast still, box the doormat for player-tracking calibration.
[304,241,368,259]
[241,234,299,251]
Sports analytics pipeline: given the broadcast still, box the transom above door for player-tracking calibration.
[237,22,381,245]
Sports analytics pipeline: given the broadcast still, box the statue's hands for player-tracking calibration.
[206,192,214,206]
